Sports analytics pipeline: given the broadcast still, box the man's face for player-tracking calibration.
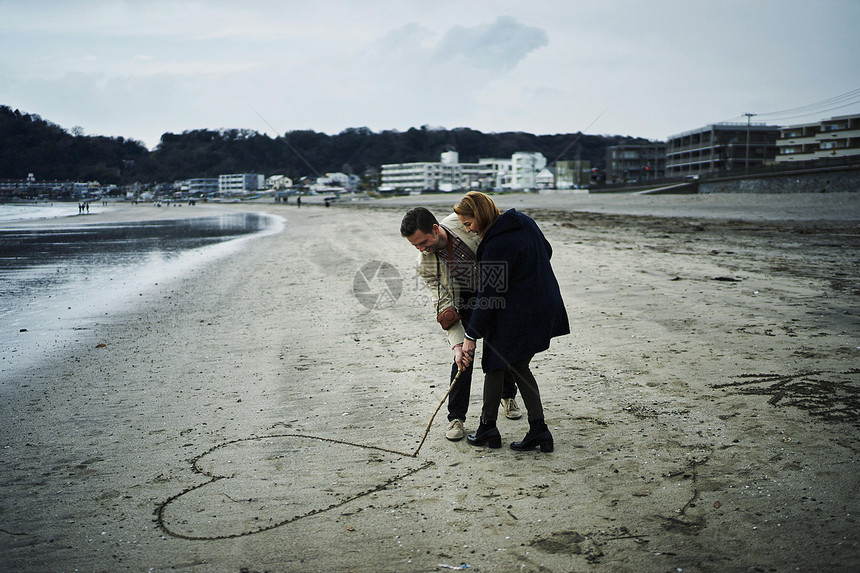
[406,225,443,254]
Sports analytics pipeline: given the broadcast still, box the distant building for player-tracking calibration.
[311,172,349,192]
[535,167,555,189]
[0,177,80,200]
[267,175,293,190]
[510,152,547,190]
[381,151,547,193]
[381,159,447,192]
[665,123,780,178]
[605,143,666,183]
[554,159,591,189]
[476,157,512,190]
[382,151,493,192]
[187,178,219,195]
[775,113,860,163]
[218,173,264,194]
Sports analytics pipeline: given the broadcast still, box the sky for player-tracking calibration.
[1,0,858,150]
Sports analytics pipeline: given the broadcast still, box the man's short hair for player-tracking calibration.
[400,207,438,237]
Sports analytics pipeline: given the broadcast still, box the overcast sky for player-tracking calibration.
[2,0,858,150]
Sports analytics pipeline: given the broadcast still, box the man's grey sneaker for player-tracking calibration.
[502,398,523,419]
[445,419,465,441]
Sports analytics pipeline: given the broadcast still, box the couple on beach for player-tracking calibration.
[401,192,569,452]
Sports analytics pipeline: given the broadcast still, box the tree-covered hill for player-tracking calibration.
[0,106,150,184]
[1,105,652,184]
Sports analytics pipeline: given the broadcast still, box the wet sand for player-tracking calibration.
[1,194,858,572]
[0,208,280,380]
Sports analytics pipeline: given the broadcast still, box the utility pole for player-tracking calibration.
[744,112,757,172]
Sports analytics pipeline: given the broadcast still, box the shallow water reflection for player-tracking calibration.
[1,213,271,270]
[0,212,278,380]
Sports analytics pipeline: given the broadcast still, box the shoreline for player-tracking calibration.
[4,188,860,228]
[1,195,858,572]
[0,208,285,380]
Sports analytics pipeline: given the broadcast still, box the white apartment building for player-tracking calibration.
[381,151,546,192]
[775,113,860,163]
[381,151,492,192]
[511,152,547,190]
[478,158,512,189]
[218,173,264,194]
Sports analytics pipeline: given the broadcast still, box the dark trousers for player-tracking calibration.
[447,306,517,421]
[447,360,517,421]
[480,355,543,423]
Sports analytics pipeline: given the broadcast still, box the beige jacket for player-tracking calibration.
[414,212,481,348]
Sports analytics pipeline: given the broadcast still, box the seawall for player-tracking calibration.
[698,164,860,194]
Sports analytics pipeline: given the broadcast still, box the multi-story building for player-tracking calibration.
[381,151,492,192]
[218,173,264,194]
[605,143,666,183]
[381,151,546,193]
[186,178,219,195]
[775,113,860,163]
[477,157,512,189]
[510,152,547,190]
[380,159,452,192]
[665,123,780,178]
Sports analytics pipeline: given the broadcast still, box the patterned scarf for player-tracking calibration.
[437,225,479,292]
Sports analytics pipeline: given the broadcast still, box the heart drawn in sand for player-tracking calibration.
[156,434,433,540]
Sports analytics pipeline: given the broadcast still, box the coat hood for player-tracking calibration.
[483,208,523,241]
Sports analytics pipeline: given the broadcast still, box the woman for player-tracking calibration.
[455,191,569,452]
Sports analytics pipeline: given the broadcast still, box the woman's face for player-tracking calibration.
[457,214,481,235]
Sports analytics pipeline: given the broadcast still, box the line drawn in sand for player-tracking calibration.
[713,369,860,426]
[155,433,433,541]
[157,372,459,540]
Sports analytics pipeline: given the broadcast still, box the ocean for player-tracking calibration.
[0,205,284,381]
[0,202,105,222]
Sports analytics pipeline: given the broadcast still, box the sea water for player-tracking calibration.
[0,210,284,381]
[0,202,104,223]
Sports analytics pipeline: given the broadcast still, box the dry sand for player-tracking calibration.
[1,193,858,572]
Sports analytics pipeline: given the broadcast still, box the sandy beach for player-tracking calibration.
[1,193,858,572]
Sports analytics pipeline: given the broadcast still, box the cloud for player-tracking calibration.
[365,22,437,57]
[339,15,549,133]
[2,1,857,147]
[432,15,548,72]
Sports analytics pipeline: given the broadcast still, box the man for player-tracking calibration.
[400,207,521,441]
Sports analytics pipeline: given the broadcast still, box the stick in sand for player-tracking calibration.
[412,369,463,457]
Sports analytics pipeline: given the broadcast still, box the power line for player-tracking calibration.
[718,88,860,126]
[759,99,860,123]
[754,87,860,117]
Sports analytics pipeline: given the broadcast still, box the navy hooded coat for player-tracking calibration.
[464,209,570,372]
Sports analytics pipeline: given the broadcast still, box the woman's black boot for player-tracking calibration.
[510,419,554,452]
[467,419,501,448]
